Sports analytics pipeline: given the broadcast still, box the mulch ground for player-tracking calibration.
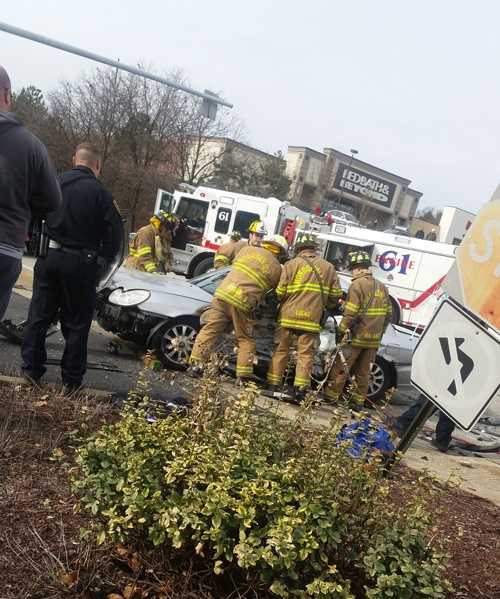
[0,383,499,599]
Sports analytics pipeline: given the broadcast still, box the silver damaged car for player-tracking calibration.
[96,267,419,401]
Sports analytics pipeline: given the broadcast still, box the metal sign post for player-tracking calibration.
[0,21,232,118]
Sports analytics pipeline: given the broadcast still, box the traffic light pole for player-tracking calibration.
[0,21,232,115]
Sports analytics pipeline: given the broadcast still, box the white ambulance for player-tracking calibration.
[316,223,458,329]
[154,186,311,277]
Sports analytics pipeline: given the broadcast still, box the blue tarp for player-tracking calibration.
[336,418,395,459]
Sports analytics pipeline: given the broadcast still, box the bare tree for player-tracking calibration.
[15,66,244,229]
[416,207,442,225]
[174,99,245,185]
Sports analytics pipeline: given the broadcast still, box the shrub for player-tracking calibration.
[72,366,451,598]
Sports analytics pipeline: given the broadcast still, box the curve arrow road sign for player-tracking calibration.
[411,298,500,430]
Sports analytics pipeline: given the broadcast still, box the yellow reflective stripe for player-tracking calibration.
[145,262,157,272]
[329,288,344,297]
[325,389,339,400]
[364,308,389,316]
[276,285,287,297]
[344,301,359,313]
[294,376,309,387]
[237,365,253,375]
[285,285,323,295]
[351,340,380,348]
[233,261,269,290]
[214,254,230,264]
[279,318,320,332]
[136,246,153,256]
[267,372,282,383]
[215,288,250,312]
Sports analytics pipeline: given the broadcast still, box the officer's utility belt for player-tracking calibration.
[48,240,98,261]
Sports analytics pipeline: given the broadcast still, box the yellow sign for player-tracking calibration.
[444,199,500,331]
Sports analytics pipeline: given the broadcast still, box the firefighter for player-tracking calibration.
[213,220,267,270]
[126,211,177,273]
[267,232,343,402]
[189,234,287,380]
[247,219,267,246]
[325,250,392,404]
[213,231,247,269]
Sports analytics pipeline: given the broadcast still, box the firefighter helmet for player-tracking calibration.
[262,234,289,256]
[230,230,242,241]
[346,250,371,270]
[151,211,177,231]
[294,232,318,252]
[248,220,267,236]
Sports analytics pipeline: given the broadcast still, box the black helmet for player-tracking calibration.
[294,232,318,252]
[346,250,371,270]
[230,230,242,241]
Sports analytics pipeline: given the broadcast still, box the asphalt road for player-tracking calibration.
[0,290,189,403]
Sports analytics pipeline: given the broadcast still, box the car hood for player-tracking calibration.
[106,267,213,317]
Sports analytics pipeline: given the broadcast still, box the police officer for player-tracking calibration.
[190,235,287,380]
[267,232,343,402]
[21,143,123,393]
[325,251,392,404]
[126,211,177,273]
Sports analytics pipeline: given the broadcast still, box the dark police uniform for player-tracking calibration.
[21,165,123,390]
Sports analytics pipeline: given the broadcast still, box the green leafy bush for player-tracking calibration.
[72,368,451,598]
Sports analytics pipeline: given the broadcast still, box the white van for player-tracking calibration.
[317,223,458,328]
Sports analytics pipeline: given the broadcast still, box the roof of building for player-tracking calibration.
[407,187,424,199]
[204,137,282,161]
[323,147,412,185]
[442,205,476,216]
[287,145,327,158]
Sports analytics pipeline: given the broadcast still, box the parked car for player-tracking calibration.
[324,210,360,227]
[383,226,411,237]
[95,267,419,401]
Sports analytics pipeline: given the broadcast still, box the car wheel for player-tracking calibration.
[152,316,200,370]
[191,257,214,277]
[367,357,394,402]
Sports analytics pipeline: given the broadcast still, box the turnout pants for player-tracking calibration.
[190,297,256,378]
[0,254,22,321]
[325,346,377,403]
[21,249,98,386]
[267,327,317,388]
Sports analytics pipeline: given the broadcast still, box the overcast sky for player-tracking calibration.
[2,0,499,212]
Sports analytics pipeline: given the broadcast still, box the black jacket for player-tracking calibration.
[47,166,123,262]
[0,112,61,249]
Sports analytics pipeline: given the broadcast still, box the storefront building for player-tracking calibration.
[286,146,422,229]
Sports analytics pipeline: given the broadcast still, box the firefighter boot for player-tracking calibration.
[294,387,306,404]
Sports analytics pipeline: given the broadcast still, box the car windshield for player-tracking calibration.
[192,268,230,296]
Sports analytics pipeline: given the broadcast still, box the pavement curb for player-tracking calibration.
[0,374,112,399]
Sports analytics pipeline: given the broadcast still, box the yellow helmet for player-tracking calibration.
[346,250,371,269]
[262,234,288,256]
[294,232,318,252]
[150,211,177,231]
[248,220,267,236]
